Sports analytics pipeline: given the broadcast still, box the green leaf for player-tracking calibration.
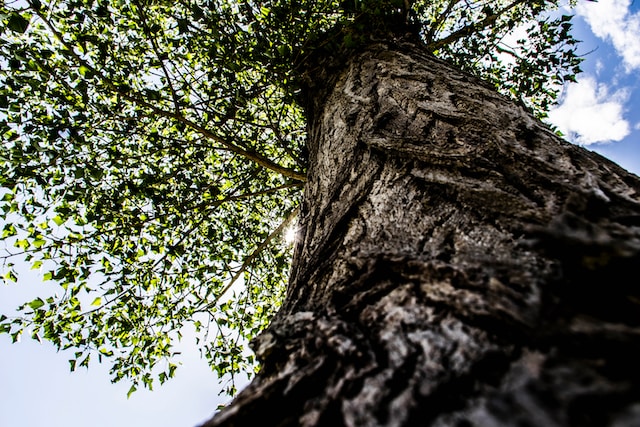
[78,65,93,78]
[79,355,90,368]
[14,239,29,250]
[7,13,31,34]
[28,298,45,310]
[3,270,17,282]
[90,297,102,306]
[2,224,17,238]
[127,385,137,399]
[52,215,65,226]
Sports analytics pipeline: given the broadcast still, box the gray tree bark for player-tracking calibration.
[202,39,640,426]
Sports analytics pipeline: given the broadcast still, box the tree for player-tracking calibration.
[2,0,638,423]
[204,38,640,426]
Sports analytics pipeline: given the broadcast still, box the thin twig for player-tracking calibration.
[200,206,299,312]
[427,0,526,51]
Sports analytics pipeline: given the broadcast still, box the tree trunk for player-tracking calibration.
[202,39,640,426]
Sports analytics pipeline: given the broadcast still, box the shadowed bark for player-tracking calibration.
[202,39,640,427]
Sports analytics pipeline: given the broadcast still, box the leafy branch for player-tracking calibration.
[28,3,306,182]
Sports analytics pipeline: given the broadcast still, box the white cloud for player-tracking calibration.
[547,75,630,145]
[595,59,604,75]
[576,0,640,71]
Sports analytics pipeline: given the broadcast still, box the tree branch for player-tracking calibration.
[131,0,182,114]
[424,0,462,44]
[29,5,307,182]
[427,0,526,52]
[199,206,300,313]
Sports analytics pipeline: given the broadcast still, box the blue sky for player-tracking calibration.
[548,0,640,174]
[1,1,639,427]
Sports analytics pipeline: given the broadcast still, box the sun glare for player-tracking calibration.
[284,226,298,244]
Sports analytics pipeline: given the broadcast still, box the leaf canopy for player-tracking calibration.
[0,0,583,394]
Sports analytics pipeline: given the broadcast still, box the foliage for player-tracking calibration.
[0,0,583,394]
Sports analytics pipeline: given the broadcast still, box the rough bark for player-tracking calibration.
[202,39,640,426]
